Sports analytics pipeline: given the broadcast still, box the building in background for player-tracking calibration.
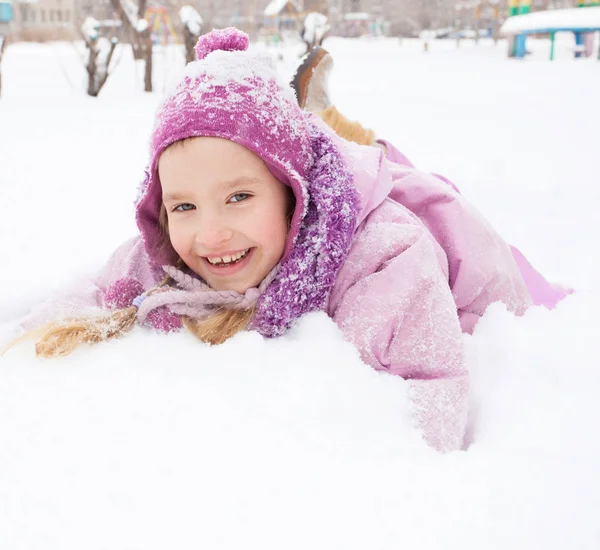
[5,0,586,42]
[10,0,78,40]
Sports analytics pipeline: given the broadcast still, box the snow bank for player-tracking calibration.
[2,297,599,549]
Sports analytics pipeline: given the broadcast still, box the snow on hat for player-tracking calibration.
[136,27,313,267]
[134,27,360,337]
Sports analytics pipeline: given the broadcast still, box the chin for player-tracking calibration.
[207,278,251,294]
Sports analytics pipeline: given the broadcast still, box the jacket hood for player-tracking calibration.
[309,116,393,227]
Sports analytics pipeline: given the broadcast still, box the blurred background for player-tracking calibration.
[1,0,599,99]
[0,0,588,43]
[0,1,596,47]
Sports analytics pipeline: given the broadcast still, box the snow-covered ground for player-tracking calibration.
[1,37,599,549]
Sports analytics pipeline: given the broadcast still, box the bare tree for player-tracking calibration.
[0,35,6,98]
[81,18,119,97]
[110,0,153,92]
[180,5,203,65]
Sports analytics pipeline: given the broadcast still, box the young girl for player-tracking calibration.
[12,28,568,453]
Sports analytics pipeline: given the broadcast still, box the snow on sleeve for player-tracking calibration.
[330,202,468,452]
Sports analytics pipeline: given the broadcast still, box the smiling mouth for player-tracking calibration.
[205,248,252,267]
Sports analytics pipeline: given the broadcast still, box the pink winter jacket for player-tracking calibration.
[327,135,531,452]
[16,135,538,453]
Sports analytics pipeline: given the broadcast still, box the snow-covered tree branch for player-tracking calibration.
[179,5,202,64]
[81,18,119,97]
[110,0,153,92]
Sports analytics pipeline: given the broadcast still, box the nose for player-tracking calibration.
[194,215,234,250]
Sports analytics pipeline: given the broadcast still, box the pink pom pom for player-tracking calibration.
[194,27,249,61]
[147,307,183,333]
[104,278,144,310]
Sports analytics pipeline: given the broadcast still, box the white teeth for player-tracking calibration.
[207,249,249,265]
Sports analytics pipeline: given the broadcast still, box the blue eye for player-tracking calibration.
[173,203,195,212]
[229,193,251,203]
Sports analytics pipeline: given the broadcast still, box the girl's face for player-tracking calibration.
[158,137,290,294]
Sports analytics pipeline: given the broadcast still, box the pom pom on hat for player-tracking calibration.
[194,27,249,61]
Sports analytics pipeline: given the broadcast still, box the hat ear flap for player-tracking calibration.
[251,123,360,337]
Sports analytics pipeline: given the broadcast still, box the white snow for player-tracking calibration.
[81,16,100,41]
[117,0,148,34]
[303,12,329,45]
[179,5,202,36]
[96,36,116,67]
[135,18,148,33]
[1,37,600,549]
[264,0,299,17]
[501,6,600,34]
[344,11,371,21]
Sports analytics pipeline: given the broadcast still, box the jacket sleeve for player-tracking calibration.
[329,203,468,452]
[387,164,532,333]
[15,236,156,333]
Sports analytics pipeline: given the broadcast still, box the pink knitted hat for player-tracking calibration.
[136,27,313,267]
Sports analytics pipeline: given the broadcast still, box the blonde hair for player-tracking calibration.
[317,105,376,147]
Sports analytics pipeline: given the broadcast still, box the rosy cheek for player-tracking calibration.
[168,225,190,256]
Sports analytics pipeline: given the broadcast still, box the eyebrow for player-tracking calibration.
[162,177,262,202]
[222,176,262,192]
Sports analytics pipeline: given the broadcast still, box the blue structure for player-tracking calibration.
[0,2,13,24]
[513,25,600,59]
[501,8,600,60]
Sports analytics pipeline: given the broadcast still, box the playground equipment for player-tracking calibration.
[145,6,178,46]
[575,0,599,57]
[0,1,12,29]
[507,0,532,55]
[504,1,600,59]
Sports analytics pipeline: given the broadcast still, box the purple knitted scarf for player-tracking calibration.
[251,124,359,337]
